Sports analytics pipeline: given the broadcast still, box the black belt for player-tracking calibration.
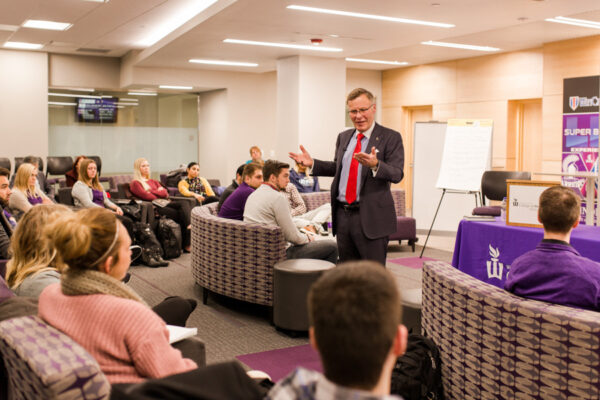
[338,201,360,211]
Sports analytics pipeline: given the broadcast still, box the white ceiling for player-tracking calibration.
[1,0,600,74]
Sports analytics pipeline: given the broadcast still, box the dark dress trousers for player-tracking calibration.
[312,123,404,265]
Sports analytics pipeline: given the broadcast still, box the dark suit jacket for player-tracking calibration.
[0,207,12,260]
[312,123,404,239]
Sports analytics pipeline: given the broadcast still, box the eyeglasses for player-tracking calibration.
[348,104,373,116]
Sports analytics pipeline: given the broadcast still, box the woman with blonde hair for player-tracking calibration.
[130,158,192,252]
[5,204,72,297]
[8,163,52,218]
[38,207,197,383]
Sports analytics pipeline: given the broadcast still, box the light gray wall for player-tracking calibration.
[0,50,48,167]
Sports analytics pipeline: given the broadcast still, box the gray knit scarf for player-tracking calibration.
[61,269,148,307]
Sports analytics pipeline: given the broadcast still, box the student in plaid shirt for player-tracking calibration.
[266,261,408,400]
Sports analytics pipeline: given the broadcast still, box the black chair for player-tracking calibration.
[46,156,73,178]
[86,156,102,175]
[57,187,75,206]
[14,157,44,174]
[472,171,531,216]
[0,158,10,174]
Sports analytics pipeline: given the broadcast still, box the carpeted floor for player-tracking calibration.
[127,241,453,372]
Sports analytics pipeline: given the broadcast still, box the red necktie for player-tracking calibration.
[345,133,364,204]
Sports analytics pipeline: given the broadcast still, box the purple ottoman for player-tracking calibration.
[388,216,418,252]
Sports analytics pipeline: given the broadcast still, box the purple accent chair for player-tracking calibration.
[388,189,418,251]
[0,315,110,399]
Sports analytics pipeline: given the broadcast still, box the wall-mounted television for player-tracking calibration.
[76,97,118,123]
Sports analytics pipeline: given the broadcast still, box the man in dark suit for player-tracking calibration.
[289,88,404,265]
[0,167,14,259]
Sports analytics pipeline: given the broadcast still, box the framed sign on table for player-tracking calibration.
[506,180,560,228]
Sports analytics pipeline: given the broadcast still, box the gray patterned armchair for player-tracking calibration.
[422,260,600,400]
[191,192,330,307]
[0,315,110,400]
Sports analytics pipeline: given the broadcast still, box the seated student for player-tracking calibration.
[246,146,264,166]
[38,208,198,383]
[65,155,86,188]
[267,261,408,399]
[283,182,331,235]
[218,162,263,220]
[130,158,192,252]
[289,162,319,193]
[0,167,15,259]
[9,163,52,219]
[6,204,71,297]
[244,160,338,264]
[217,164,245,212]
[177,162,218,205]
[505,186,600,310]
[72,158,136,239]
[10,156,52,197]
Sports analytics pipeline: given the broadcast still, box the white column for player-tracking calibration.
[276,56,346,164]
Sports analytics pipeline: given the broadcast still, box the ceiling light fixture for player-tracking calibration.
[48,101,77,106]
[224,38,342,52]
[287,5,454,28]
[120,98,139,101]
[346,58,408,66]
[137,0,217,47]
[545,16,600,29]
[23,20,72,31]
[128,92,158,96]
[116,103,138,106]
[52,87,95,92]
[3,41,43,50]
[49,93,102,99]
[189,59,258,67]
[421,40,500,52]
[159,85,193,90]
[82,0,110,3]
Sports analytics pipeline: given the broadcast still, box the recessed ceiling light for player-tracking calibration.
[159,85,193,90]
[189,59,259,67]
[48,101,77,106]
[329,34,339,38]
[3,41,43,50]
[49,93,102,99]
[0,24,19,32]
[128,92,158,96]
[137,0,217,47]
[120,98,139,102]
[287,5,454,28]
[346,58,409,66]
[421,40,500,52]
[545,16,600,29]
[23,20,72,31]
[224,38,342,52]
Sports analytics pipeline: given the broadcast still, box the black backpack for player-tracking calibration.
[390,333,444,400]
[165,169,186,188]
[157,217,182,259]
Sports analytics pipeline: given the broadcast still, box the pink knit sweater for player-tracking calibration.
[38,283,197,383]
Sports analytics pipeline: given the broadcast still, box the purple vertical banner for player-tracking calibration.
[562,76,599,224]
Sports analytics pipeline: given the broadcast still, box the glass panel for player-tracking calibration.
[48,91,198,178]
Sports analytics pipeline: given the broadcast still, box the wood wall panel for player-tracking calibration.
[456,49,543,103]
[543,35,600,96]
[541,94,563,169]
[382,61,457,108]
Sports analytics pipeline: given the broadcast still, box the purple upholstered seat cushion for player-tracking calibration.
[472,205,501,216]
[389,216,417,240]
[0,275,14,304]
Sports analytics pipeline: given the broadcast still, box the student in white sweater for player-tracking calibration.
[244,160,337,264]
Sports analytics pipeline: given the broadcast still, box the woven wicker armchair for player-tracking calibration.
[191,193,330,307]
[422,260,600,400]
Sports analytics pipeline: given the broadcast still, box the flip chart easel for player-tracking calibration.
[420,119,493,257]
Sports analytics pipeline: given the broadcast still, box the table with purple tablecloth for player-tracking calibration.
[452,218,600,288]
